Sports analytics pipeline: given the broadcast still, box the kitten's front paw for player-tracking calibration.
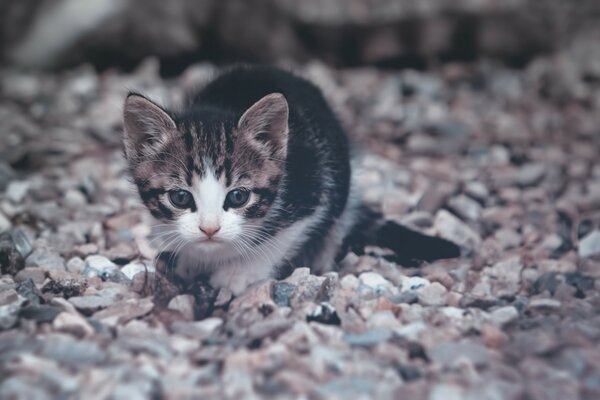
[210,267,262,295]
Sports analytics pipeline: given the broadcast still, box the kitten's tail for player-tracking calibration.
[342,205,461,267]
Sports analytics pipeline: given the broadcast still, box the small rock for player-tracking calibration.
[214,287,233,308]
[564,272,595,298]
[14,267,46,284]
[579,230,600,258]
[93,297,153,326]
[434,210,481,252]
[464,181,489,201]
[489,306,519,326]
[528,298,561,310]
[120,261,152,280]
[19,304,62,322]
[15,279,42,305]
[447,194,482,221]
[83,255,129,283]
[0,212,11,232]
[63,189,87,208]
[0,232,24,275]
[272,282,295,307]
[25,247,65,272]
[516,163,546,187]
[359,272,396,297]
[53,311,95,337]
[104,242,139,264]
[400,276,430,292]
[172,317,223,339]
[0,302,21,329]
[429,341,492,367]
[417,282,448,306]
[168,294,196,320]
[344,328,391,347]
[68,295,116,315]
[494,228,522,250]
[0,288,19,306]
[429,384,464,400]
[66,257,85,273]
[487,256,524,298]
[6,180,30,203]
[11,228,32,258]
[72,243,98,258]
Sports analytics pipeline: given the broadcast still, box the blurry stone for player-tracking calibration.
[53,311,95,337]
[11,228,32,258]
[272,282,295,307]
[83,255,129,283]
[66,257,85,273]
[429,383,464,400]
[417,282,448,306]
[19,304,62,322]
[429,341,492,367]
[246,318,293,342]
[0,288,18,306]
[494,228,522,250]
[344,328,391,347]
[464,181,489,202]
[0,302,21,329]
[72,243,99,258]
[489,306,519,326]
[516,163,546,187]
[14,267,46,284]
[564,272,595,298]
[230,279,275,312]
[0,232,24,275]
[120,261,152,280]
[0,212,10,232]
[214,287,233,308]
[25,247,65,271]
[15,278,42,305]
[173,317,223,339]
[39,333,106,367]
[104,242,139,264]
[69,292,119,315]
[486,257,524,298]
[358,272,396,297]
[168,294,196,320]
[528,298,561,310]
[400,276,430,292]
[447,194,482,221]
[578,230,600,258]
[434,210,481,252]
[63,189,87,208]
[93,297,153,326]
[6,180,30,203]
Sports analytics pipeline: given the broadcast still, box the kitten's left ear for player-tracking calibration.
[122,94,177,159]
[237,93,289,157]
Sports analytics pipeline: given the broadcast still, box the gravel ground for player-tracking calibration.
[1,58,600,399]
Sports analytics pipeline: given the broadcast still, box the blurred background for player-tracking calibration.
[2,0,600,76]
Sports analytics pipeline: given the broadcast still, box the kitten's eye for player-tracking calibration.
[225,188,250,208]
[168,190,194,209]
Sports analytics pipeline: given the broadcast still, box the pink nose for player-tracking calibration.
[200,225,221,238]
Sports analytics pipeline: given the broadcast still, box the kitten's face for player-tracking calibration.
[122,93,288,258]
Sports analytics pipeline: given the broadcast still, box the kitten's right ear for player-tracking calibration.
[122,94,176,158]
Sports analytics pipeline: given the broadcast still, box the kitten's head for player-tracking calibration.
[122,92,288,258]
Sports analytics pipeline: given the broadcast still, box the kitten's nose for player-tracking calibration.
[200,225,221,238]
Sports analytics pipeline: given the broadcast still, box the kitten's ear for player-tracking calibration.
[237,93,289,157]
[122,94,176,158]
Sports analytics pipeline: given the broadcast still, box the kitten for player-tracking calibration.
[122,65,459,295]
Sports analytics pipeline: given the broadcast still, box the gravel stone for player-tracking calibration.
[579,230,600,258]
[25,247,65,272]
[434,209,481,252]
